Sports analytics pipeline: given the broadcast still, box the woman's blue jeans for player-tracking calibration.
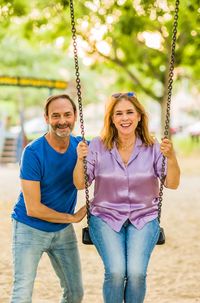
[11,220,83,303]
[89,215,160,303]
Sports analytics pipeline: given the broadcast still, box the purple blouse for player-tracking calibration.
[86,136,167,232]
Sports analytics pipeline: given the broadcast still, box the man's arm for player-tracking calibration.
[21,179,86,223]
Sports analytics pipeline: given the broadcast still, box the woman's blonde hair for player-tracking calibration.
[101,94,154,150]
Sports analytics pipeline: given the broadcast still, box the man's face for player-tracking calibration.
[45,98,77,138]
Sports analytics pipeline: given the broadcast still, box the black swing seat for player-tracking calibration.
[157,227,165,245]
[82,226,165,245]
[82,226,93,245]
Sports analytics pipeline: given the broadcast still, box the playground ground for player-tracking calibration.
[0,154,200,303]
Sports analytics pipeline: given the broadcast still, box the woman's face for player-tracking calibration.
[112,99,141,137]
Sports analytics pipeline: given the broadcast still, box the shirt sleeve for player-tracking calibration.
[86,138,99,185]
[153,140,168,180]
[20,146,42,181]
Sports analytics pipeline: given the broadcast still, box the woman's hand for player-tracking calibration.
[160,138,175,159]
[161,138,180,189]
[77,141,89,160]
[73,141,89,190]
[72,205,87,223]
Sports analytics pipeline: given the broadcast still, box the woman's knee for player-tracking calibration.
[128,272,146,288]
[105,270,126,286]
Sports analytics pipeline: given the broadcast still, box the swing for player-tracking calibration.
[69,0,180,245]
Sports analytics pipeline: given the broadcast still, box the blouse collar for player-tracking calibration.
[110,137,144,167]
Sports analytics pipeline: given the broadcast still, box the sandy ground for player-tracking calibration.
[0,155,200,303]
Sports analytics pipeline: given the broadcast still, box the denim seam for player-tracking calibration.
[148,220,160,253]
[89,221,105,263]
[12,221,17,282]
[48,251,71,303]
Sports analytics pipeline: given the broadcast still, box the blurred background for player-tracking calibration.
[0,1,200,302]
[0,0,199,163]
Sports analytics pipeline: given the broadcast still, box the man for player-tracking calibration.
[11,94,86,303]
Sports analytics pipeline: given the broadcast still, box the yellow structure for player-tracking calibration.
[0,76,67,89]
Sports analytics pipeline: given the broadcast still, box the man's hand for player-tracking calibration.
[72,205,87,223]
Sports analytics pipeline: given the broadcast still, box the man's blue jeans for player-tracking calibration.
[11,220,83,303]
[89,215,160,303]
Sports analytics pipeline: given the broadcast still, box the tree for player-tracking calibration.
[72,0,200,130]
[0,0,199,130]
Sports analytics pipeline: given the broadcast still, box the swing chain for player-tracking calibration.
[69,0,180,227]
[69,0,90,224]
[158,0,180,222]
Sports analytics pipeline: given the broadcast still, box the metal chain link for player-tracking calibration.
[69,0,90,225]
[69,0,180,224]
[158,0,180,222]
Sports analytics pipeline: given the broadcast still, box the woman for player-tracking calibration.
[73,92,180,303]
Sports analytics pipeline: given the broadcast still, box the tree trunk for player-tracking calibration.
[160,90,168,137]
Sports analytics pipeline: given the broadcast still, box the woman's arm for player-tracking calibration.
[73,141,89,189]
[160,138,180,189]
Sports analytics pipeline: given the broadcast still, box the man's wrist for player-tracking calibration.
[64,213,74,223]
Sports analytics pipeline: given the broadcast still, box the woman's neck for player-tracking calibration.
[117,134,136,149]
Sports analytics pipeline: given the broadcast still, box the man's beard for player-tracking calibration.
[50,123,74,138]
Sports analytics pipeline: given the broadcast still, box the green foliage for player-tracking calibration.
[0,0,199,124]
[174,136,200,156]
[78,0,199,97]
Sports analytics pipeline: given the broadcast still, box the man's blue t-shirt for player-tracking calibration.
[12,134,82,232]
